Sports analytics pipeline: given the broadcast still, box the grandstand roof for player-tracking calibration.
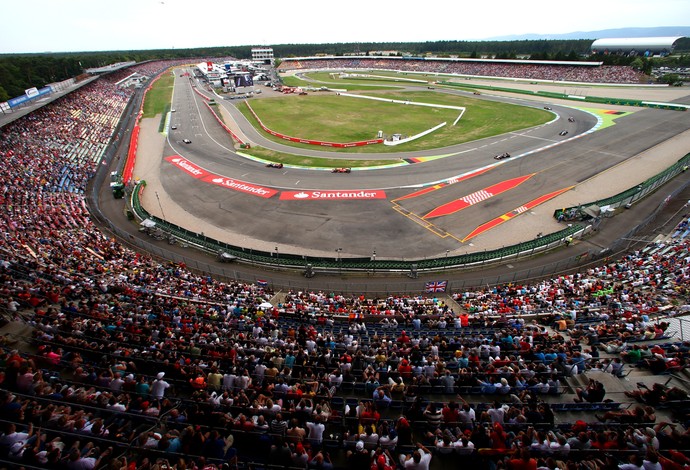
[85,61,136,74]
[283,55,604,67]
[591,36,684,53]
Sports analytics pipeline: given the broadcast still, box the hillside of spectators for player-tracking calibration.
[277,58,647,84]
[0,59,688,470]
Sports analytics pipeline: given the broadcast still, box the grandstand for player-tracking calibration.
[277,56,647,84]
[0,59,688,470]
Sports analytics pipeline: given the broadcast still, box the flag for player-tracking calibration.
[425,280,447,293]
[256,279,268,287]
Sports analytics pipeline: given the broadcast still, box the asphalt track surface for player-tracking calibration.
[156,71,690,262]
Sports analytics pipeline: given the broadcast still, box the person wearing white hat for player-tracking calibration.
[151,372,170,400]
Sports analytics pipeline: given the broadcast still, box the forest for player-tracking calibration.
[1,38,688,101]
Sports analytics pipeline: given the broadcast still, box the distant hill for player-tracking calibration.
[485,26,690,41]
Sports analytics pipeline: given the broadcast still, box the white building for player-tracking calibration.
[252,47,274,64]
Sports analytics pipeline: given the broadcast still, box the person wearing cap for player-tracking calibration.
[378,422,398,451]
[291,441,309,467]
[398,358,412,379]
[346,440,370,468]
[151,372,170,400]
[370,448,395,470]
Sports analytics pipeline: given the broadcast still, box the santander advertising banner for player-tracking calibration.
[165,156,276,198]
[202,175,277,198]
[280,190,386,201]
[166,156,211,178]
[165,157,384,201]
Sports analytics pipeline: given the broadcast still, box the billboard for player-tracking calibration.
[233,75,254,87]
[7,86,52,108]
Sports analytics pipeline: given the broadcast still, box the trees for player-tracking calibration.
[0,38,611,99]
[657,73,680,85]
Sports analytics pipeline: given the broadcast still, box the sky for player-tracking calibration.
[1,0,689,54]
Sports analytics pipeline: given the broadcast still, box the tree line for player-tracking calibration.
[1,38,688,101]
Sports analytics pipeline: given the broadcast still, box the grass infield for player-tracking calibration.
[282,73,401,91]
[240,91,551,154]
[142,72,174,119]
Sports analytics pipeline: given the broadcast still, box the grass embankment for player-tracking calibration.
[142,72,174,119]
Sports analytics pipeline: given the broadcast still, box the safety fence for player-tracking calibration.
[204,101,245,144]
[555,153,690,221]
[438,81,689,111]
[130,180,587,274]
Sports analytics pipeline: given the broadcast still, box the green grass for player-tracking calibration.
[142,72,174,118]
[282,73,401,91]
[240,91,551,153]
[239,145,400,168]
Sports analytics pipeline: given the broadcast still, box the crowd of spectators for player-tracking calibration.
[0,58,688,470]
[277,58,647,84]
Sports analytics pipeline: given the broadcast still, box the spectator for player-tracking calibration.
[399,442,432,470]
[574,378,606,403]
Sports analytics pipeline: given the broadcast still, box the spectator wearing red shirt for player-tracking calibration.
[441,401,460,425]
[507,448,537,470]
[398,359,412,379]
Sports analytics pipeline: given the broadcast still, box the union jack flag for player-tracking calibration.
[425,280,447,293]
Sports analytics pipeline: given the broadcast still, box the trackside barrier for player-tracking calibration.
[204,101,244,144]
[554,152,690,221]
[192,83,211,101]
[119,69,171,185]
[438,81,689,111]
[130,180,586,273]
[244,101,383,148]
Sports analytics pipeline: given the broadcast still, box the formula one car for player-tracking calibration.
[559,130,569,136]
[182,139,192,144]
[543,106,552,110]
[494,152,511,160]
[331,167,352,173]
[473,91,481,95]
[266,162,284,169]
[568,117,575,122]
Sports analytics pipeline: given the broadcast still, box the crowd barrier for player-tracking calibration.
[191,79,212,101]
[555,152,690,221]
[129,180,586,274]
[127,150,690,276]
[121,125,139,185]
[118,69,171,185]
[204,101,244,144]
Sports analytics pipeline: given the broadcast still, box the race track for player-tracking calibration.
[145,71,690,261]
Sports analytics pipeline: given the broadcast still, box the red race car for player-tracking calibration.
[331,167,352,173]
[266,162,284,168]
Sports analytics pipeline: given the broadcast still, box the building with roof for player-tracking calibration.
[591,36,685,56]
[251,47,274,64]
